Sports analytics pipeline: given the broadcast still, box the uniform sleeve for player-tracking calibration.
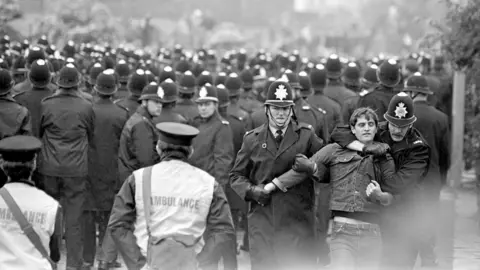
[213,124,235,188]
[86,105,95,146]
[108,175,146,270]
[131,122,157,168]
[49,205,62,263]
[197,182,236,268]
[273,144,332,191]
[19,107,32,136]
[380,145,430,195]
[229,134,254,200]
[330,125,357,146]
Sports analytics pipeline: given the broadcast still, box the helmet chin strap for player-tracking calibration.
[267,106,292,129]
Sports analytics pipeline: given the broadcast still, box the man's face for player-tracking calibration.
[351,115,377,143]
[145,99,162,117]
[197,101,217,118]
[388,122,412,142]
[266,105,292,128]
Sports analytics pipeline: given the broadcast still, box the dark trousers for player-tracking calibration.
[40,174,86,268]
[83,210,117,264]
[315,183,331,266]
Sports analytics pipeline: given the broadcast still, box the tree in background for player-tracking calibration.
[423,0,480,171]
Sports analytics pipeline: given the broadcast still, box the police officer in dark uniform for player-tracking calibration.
[0,135,62,269]
[330,92,430,269]
[341,62,374,123]
[85,63,104,96]
[0,68,32,187]
[14,59,54,138]
[113,59,131,100]
[175,71,198,121]
[357,59,400,122]
[152,79,187,124]
[83,70,128,269]
[117,82,163,184]
[189,84,234,190]
[403,73,451,267]
[238,69,263,114]
[226,73,253,131]
[308,64,342,131]
[323,54,357,106]
[37,64,95,270]
[114,69,149,117]
[230,79,324,270]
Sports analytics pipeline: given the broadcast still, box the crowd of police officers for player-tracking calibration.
[0,33,454,270]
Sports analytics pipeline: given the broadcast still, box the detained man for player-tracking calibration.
[265,107,395,270]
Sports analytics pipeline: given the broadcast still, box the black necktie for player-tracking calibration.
[275,129,283,145]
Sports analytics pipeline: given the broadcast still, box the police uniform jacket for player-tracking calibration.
[114,84,129,101]
[118,105,159,185]
[174,98,198,122]
[107,158,235,270]
[38,90,95,177]
[356,85,396,122]
[219,109,247,212]
[323,80,357,107]
[153,107,188,125]
[238,91,263,114]
[413,100,451,192]
[0,181,62,270]
[251,108,267,129]
[86,98,129,211]
[227,103,253,131]
[11,79,57,96]
[115,95,141,118]
[308,92,343,133]
[189,113,234,188]
[14,86,55,138]
[0,95,31,140]
[294,98,329,142]
[230,121,324,268]
[330,123,430,229]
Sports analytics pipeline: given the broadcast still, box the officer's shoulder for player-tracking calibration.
[217,116,229,125]
[316,107,327,114]
[359,89,370,97]
[228,113,243,122]
[114,102,129,113]
[301,104,311,111]
[12,90,27,99]
[41,94,59,103]
[244,125,262,138]
[297,122,313,130]
[410,129,429,148]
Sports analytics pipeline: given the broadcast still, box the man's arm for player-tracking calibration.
[131,122,157,168]
[381,145,430,195]
[197,181,236,268]
[271,144,333,192]
[213,124,235,188]
[229,134,254,200]
[19,107,32,136]
[108,175,146,270]
[49,205,63,262]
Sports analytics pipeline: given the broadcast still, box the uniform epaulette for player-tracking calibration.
[359,89,370,97]
[298,122,313,130]
[317,107,327,114]
[115,103,129,113]
[221,120,230,125]
[413,140,423,145]
[244,129,255,137]
[229,114,242,121]
[302,105,311,110]
[41,95,57,103]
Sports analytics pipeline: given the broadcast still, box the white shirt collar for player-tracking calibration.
[269,125,288,137]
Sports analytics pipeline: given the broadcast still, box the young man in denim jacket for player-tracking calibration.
[265,107,395,270]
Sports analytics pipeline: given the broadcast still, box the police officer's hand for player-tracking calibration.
[362,142,390,157]
[292,154,316,175]
[246,185,271,205]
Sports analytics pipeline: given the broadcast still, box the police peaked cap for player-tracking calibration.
[384,92,417,127]
[0,135,42,162]
[264,80,294,107]
[155,122,199,147]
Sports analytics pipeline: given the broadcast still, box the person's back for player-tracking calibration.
[38,90,94,177]
[0,182,59,270]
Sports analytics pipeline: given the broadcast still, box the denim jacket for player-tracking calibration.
[274,143,396,214]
